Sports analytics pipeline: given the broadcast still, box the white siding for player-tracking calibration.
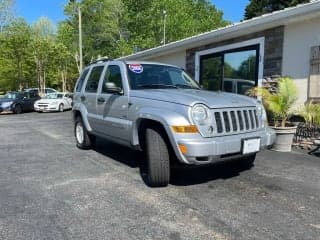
[282,16,320,106]
[141,51,186,69]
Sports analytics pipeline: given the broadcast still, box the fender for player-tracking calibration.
[73,103,92,132]
[131,106,190,149]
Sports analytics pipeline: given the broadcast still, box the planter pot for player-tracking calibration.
[271,126,297,152]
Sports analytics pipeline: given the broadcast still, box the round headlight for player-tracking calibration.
[192,104,210,125]
[192,105,209,123]
[191,104,215,137]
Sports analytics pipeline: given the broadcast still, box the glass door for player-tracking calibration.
[199,44,259,95]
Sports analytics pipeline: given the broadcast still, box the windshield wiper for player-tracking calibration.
[138,84,178,89]
[174,84,200,90]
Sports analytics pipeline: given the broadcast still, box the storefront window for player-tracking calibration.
[199,45,259,95]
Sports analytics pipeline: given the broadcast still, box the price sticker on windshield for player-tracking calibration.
[129,64,143,74]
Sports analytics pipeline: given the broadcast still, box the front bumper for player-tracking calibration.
[0,105,14,113]
[34,105,59,112]
[174,128,276,165]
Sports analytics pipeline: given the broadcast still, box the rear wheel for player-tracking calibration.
[14,104,22,114]
[144,126,170,187]
[74,116,95,149]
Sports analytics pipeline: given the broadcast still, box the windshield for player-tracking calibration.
[3,92,22,99]
[127,64,200,90]
[44,93,63,99]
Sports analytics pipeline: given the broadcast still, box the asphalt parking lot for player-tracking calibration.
[0,112,319,240]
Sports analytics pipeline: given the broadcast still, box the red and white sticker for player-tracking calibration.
[129,64,143,74]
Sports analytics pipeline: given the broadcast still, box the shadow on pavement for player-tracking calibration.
[94,137,142,168]
[170,161,250,186]
[94,137,252,186]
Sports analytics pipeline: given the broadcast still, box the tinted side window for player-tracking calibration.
[85,66,104,93]
[102,65,123,93]
[76,68,89,92]
[46,89,55,93]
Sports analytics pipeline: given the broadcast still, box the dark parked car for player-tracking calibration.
[24,87,57,95]
[0,91,40,114]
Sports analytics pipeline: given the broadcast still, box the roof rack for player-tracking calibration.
[90,56,113,65]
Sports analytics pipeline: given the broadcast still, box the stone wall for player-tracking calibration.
[186,26,284,78]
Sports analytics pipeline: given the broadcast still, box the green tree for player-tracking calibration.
[31,17,56,95]
[0,0,14,32]
[64,0,126,65]
[63,0,229,60]
[0,18,33,91]
[56,22,79,91]
[244,0,310,20]
[123,0,228,53]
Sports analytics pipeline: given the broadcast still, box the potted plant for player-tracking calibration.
[251,77,298,152]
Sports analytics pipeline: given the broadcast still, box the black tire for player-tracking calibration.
[144,126,170,187]
[239,153,256,169]
[14,104,22,114]
[74,116,96,149]
[58,103,64,112]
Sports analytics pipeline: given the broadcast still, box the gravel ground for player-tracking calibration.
[0,112,319,240]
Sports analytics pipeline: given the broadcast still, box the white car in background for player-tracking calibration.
[34,92,73,112]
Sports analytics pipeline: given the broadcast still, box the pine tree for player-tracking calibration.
[244,0,310,20]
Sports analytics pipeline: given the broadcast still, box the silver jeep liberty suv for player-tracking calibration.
[73,59,275,187]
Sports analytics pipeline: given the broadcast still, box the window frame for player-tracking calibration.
[199,44,260,93]
[195,37,265,92]
[75,67,90,93]
[101,64,124,94]
[84,65,105,93]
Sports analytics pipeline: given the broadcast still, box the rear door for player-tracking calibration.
[95,63,130,142]
[82,65,105,129]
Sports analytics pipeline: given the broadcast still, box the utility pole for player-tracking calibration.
[69,0,83,73]
[163,10,167,45]
[78,6,83,72]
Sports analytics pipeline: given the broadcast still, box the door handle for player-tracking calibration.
[97,97,105,103]
[80,96,86,101]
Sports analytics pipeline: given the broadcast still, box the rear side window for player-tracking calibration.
[76,68,89,92]
[85,66,104,93]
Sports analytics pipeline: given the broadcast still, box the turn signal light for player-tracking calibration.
[172,125,198,133]
[178,144,188,154]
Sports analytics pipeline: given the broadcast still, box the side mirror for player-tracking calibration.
[104,82,122,94]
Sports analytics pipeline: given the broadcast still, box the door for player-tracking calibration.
[22,92,37,111]
[82,65,105,129]
[95,64,130,141]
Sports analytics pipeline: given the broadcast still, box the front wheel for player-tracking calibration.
[58,103,64,112]
[144,127,170,187]
[14,104,22,114]
[74,116,95,149]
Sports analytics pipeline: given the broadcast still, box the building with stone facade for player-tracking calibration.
[119,1,320,107]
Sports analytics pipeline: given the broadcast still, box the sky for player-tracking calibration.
[15,0,250,26]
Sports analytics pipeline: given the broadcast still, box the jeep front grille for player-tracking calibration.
[212,108,260,135]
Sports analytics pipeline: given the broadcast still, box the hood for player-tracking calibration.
[35,99,60,104]
[130,89,258,108]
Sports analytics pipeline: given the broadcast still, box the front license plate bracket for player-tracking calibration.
[242,138,260,154]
